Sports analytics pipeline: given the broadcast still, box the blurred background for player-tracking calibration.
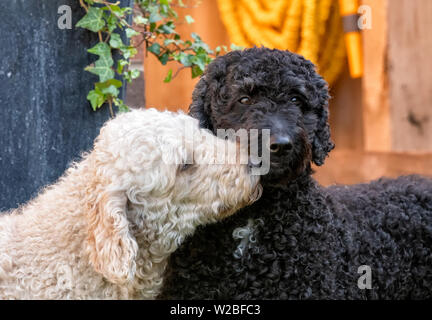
[127,0,432,186]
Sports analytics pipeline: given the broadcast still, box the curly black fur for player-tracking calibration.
[159,47,432,299]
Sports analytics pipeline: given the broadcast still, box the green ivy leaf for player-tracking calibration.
[164,69,173,83]
[133,16,149,25]
[126,28,140,38]
[101,84,119,97]
[117,59,129,74]
[191,32,201,42]
[191,41,213,55]
[131,69,140,79]
[190,54,207,71]
[159,0,171,15]
[148,43,161,56]
[124,69,141,83]
[149,22,157,32]
[109,33,124,49]
[164,39,181,46]
[175,52,192,67]
[158,53,169,65]
[149,12,163,23]
[86,43,114,82]
[85,64,115,83]
[113,98,130,112]
[191,65,203,78]
[185,15,194,24]
[104,12,118,33]
[76,7,105,32]
[96,79,123,90]
[157,23,175,34]
[88,42,109,56]
[87,89,105,111]
[108,4,128,16]
[120,46,138,59]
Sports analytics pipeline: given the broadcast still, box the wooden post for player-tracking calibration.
[0,0,133,211]
[387,0,432,151]
[362,0,432,152]
[361,0,391,151]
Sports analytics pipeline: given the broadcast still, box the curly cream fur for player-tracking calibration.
[0,108,261,299]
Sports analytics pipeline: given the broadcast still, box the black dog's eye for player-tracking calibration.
[239,96,252,105]
[290,95,303,105]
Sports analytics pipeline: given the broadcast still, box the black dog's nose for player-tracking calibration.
[269,135,293,154]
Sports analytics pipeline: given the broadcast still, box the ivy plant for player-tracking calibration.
[76,0,240,116]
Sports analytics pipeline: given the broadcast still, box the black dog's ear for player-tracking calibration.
[189,76,213,131]
[311,84,335,166]
[188,51,242,131]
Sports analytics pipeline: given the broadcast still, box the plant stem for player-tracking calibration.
[108,99,114,118]
[172,66,187,79]
[79,0,88,12]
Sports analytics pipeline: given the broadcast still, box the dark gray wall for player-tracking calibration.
[0,0,132,211]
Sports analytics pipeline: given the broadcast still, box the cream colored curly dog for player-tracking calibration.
[0,108,261,299]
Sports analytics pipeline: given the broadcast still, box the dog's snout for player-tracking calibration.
[269,135,293,154]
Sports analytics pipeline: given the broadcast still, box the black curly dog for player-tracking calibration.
[160,47,432,299]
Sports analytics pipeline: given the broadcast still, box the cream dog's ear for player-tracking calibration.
[86,188,138,284]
